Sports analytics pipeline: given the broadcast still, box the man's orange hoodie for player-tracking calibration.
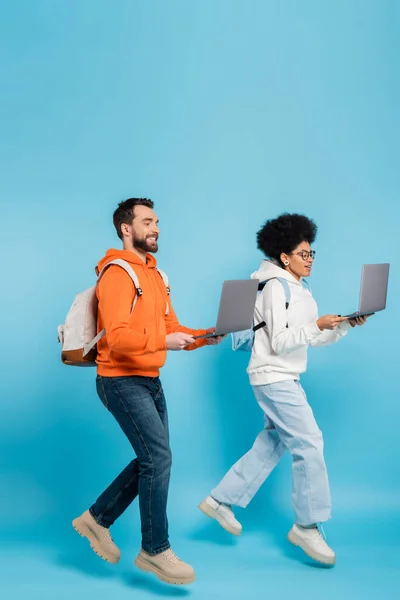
[96,249,208,377]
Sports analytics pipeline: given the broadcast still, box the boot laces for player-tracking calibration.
[163,549,179,564]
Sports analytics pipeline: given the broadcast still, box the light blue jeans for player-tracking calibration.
[211,380,331,526]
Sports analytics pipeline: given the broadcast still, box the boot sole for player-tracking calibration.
[72,518,120,564]
[288,530,336,566]
[198,501,242,536]
[134,554,195,585]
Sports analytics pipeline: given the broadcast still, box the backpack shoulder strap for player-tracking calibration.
[302,278,312,294]
[97,258,141,294]
[85,260,144,356]
[97,259,143,315]
[156,268,170,294]
[156,267,170,316]
[258,277,291,307]
[253,277,291,332]
[273,277,291,308]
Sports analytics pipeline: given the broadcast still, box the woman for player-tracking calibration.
[199,213,367,566]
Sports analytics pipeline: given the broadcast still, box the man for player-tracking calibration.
[73,198,223,585]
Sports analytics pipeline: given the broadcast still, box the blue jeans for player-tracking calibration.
[211,380,331,526]
[90,375,171,555]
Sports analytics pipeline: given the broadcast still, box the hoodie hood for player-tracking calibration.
[250,259,303,286]
[96,248,157,275]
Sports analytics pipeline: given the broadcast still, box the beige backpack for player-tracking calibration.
[58,259,169,366]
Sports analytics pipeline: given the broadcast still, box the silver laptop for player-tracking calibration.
[194,279,259,339]
[344,263,390,319]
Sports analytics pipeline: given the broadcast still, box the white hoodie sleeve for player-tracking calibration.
[309,320,351,347]
[260,280,324,355]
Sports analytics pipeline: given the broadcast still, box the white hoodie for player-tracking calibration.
[247,260,350,385]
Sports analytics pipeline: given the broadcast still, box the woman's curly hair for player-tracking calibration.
[257,213,318,264]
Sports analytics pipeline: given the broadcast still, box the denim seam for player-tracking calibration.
[299,384,317,523]
[293,391,315,524]
[98,375,109,409]
[148,459,153,552]
[280,402,314,524]
[149,381,167,553]
[108,378,155,550]
[89,507,108,528]
[96,470,138,524]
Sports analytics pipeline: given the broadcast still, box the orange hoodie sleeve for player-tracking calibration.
[98,268,167,356]
[164,297,209,350]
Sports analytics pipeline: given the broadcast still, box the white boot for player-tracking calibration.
[198,496,242,536]
[288,524,336,565]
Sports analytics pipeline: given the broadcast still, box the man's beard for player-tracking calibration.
[133,235,159,254]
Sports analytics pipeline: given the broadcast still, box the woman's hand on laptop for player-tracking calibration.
[349,315,371,328]
[316,315,348,331]
[204,328,226,345]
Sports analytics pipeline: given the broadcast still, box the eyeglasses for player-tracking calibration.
[293,250,316,261]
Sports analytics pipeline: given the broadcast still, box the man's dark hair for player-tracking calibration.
[257,213,317,264]
[113,198,154,240]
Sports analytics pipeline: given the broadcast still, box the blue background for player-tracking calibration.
[1,1,399,598]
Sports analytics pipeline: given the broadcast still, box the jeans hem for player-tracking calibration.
[141,542,171,556]
[89,506,110,529]
[295,514,332,527]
